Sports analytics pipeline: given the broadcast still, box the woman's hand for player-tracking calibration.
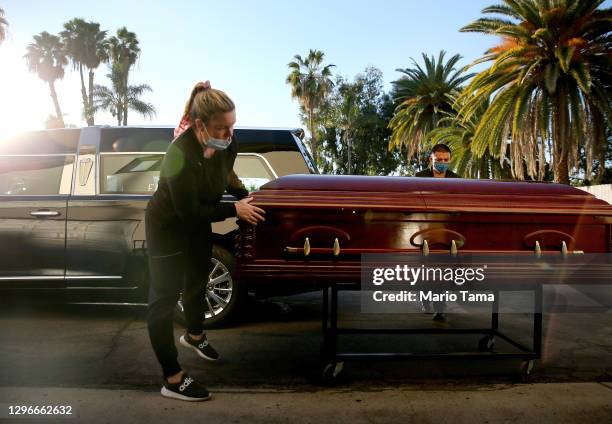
[235,197,265,225]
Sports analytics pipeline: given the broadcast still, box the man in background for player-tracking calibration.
[416,143,459,178]
[416,143,460,320]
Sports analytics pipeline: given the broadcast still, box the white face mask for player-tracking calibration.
[203,125,232,151]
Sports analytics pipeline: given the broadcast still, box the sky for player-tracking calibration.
[0,0,531,138]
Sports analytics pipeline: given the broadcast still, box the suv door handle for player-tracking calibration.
[30,210,61,218]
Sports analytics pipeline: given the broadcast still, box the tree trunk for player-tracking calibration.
[117,103,122,126]
[78,65,90,125]
[554,154,570,185]
[347,134,352,175]
[552,89,570,185]
[122,65,129,126]
[87,69,95,126]
[48,81,65,128]
[308,110,317,166]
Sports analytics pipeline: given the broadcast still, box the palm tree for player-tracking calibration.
[337,79,363,174]
[61,18,108,126]
[0,8,8,44]
[107,27,140,125]
[24,31,67,127]
[286,49,335,165]
[388,51,474,161]
[459,0,611,184]
[428,94,512,179]
[93,63,155,126]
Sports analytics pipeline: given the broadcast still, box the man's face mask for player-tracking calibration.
[203,125,232,151]
[433,161,449,173]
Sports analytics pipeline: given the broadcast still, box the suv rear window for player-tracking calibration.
[100,128,173,152]
[0,129,80,155]
[0,155,74,195]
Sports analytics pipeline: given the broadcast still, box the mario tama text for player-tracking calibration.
[361,262,492,313]
[373,290,494,303]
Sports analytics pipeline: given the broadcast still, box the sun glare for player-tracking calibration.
[0,42,55,140]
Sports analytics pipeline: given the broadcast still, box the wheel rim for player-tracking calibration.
[176,257,233,321]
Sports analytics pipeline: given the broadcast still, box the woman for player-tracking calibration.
[146,81,265,401]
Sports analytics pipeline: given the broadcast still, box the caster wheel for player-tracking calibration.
[519,360,534,382]
[478,336,495,352]
[321,361,344,382]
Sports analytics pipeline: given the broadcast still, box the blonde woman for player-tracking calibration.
[145,82,265,401]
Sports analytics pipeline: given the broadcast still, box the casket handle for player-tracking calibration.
[333,238,340,256]
[422,240,429,256]
[533,239,580,258]
[284,237,342,257]
[450,240,458,257]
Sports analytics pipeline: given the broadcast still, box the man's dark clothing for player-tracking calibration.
[145,127,248,378]
[415,165,460,318]
[415,168,460,178]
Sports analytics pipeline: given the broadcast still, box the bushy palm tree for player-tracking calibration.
[61,18,109,125]
[459,0,611,184]
[389,51,474,161]
[24,31,67,127]
[429,94,512,179]
[107,27,140,125]
[286,49,335,165]
[337,79,363,174]
[93,63,155,126]
[0,8,8,44]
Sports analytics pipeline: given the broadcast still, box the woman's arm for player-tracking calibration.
[226,169,249,200]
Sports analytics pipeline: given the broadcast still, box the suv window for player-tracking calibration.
[100,153,163,194]
[0,155,74,195]
[99,128,173,152]
[0,129,80,155]
[234,154,277,192]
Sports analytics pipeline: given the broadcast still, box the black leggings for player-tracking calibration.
[146,246,211,379]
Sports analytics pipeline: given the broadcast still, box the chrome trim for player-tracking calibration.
[68,302,147,306]
[65,286,137,290]
[30,210,61,217]
[65,275,123,280]
[0,194,69,198]
[0,154,76,157]
[99,152,166,156]
[0,276,64,281]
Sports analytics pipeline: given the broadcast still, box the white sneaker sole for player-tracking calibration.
[179,335,218,361]
[161,386,211,401]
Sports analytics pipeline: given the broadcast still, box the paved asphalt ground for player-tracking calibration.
[0,291,610,423]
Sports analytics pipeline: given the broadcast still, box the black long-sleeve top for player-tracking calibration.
[145,127,248,255]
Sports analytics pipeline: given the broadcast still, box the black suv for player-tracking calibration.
[0,126,316,326]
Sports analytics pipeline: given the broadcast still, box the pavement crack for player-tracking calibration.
[103,319,133,360]
[597,382,612,391]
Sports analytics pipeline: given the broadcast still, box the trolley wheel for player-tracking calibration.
[519,360,534,382]
[321,361,344,382]
[477,335,495,352]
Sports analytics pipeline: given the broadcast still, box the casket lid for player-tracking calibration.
[261,175,592,197]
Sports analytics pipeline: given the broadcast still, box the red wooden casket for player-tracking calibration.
[235,175,612,287]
